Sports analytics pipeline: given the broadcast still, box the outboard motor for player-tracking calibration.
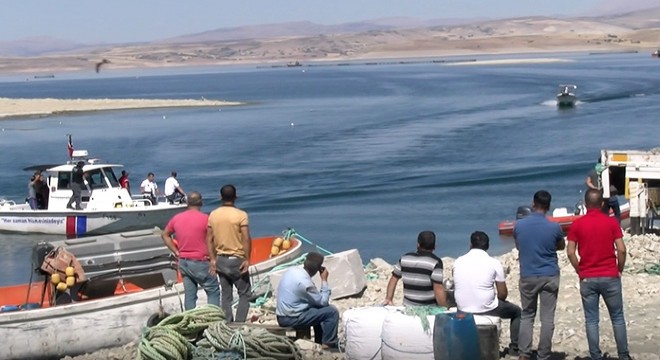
[516,206,533,220]
[32,241,55,274]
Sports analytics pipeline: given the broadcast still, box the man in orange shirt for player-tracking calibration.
[207,184,252,322]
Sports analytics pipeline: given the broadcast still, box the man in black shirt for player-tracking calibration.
[66,161,85,210]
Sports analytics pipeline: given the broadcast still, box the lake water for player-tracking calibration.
[1,52,659,286]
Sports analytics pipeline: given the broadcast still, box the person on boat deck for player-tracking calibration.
[586,160,621,224]
[66,161,86,210]
[164,171,185,204]
[513,190,565,360]
[453,230,521,357]
[140,172,159,205]
[27,172,40,210]
[206,184,252,322]
[276,251,339,349]
[161,191,220,310]
[383,230,448,307]
[34,171,49,209]
[119,170,131,196]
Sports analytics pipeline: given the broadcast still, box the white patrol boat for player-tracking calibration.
[0,150,186,236]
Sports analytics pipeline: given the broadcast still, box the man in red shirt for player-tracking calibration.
[119,170,131,196]
[161,191,220,310]
[567,189,631,360]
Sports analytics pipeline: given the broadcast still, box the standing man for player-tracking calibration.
[140,172,159,205]
[383,230,447,307]
[453,231,521,357]
[276,252,339,349]
[164,171,186,203]
[66,161,85,210]
[27,172,40,210]
[207,184,252,322]
[567,189,631,360]
[161,191,220,310]
[119,170,131,196]
[513,190,565,360]
[586,160,621,224]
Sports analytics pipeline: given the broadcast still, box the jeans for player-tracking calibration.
[603,196,621,224]
[478,299,521,351]
[580,277,629,360]
[179,258,220,310]
[277,305,339,346]
[28,197,38,210]
[519,275,560,360]
[216,256,251,322]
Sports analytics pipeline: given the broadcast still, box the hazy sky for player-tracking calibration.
[1,0,658,43]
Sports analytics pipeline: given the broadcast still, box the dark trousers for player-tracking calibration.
[67,183,82,209]
[215,256,251,322]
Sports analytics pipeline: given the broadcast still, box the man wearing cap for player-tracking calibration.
[206,184,252,322]
[66,161,85,210]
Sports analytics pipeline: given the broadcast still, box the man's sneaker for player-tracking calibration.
[507,347,520,358]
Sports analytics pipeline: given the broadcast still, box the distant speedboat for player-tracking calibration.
[287,61,302,67]
[557,84,577,107]
[652,50,659,57]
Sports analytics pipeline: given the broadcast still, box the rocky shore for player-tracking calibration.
[63,232,660,360]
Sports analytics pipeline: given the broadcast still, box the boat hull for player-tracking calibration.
[0,230,302,360]
[0,206,184,236]
[556,94,576,107]
[499,203,630,236]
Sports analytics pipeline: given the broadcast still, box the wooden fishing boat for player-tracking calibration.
[0,228,302,360]
[498,202,630,236]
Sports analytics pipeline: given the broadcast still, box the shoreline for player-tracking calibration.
[0,97,243,119]
[64,231,660,360]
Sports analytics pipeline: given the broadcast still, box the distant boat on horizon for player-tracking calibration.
[287,61,303,67]
[33,74,55,79]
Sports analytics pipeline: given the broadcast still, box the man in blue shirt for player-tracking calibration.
[513,190,565,360]
[276,252,339,348]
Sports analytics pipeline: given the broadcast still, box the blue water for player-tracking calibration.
[1,52,659,286]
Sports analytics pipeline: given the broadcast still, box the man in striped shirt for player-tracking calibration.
[384,230,447,307]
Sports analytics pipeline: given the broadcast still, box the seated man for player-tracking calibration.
[276,252,339,349]
[384,230,447,307]
[164,171,186,204]
[453,231,521,357]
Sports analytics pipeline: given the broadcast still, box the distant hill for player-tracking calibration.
[1,7,660,74]
[0,36,85,56]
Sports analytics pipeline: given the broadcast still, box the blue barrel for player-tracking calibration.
[433,311,481,360]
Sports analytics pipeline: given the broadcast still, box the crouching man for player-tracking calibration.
[275,252,339,349]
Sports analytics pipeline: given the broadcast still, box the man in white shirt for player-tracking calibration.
[453,231,521,357]
[164,171,185,204]
[140,172,159,205]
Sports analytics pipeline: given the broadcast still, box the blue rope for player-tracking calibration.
[284,228,334,255]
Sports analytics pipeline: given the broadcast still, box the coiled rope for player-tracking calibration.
[137,304,225,360]
[201,321,304,360]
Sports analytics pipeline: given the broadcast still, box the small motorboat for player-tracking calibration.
[0,228,303,360]
[556,84,577,107]
[0,149,186,236]
[652,50,659,57]
[498,201,630,236]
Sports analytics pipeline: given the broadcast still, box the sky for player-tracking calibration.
[1,0,659,44]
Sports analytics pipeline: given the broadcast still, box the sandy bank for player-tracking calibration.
[0,97,243,119]
[63,232,660,360]
[444,57,574,66]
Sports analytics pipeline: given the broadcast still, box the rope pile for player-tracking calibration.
[137,304,225,360]
[137,304,304,360]
[200,321,304,360]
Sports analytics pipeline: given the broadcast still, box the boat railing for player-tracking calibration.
[0,199,17,208]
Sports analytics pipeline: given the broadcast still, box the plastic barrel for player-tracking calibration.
[477,325,499,360]
[433,312,481,360]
